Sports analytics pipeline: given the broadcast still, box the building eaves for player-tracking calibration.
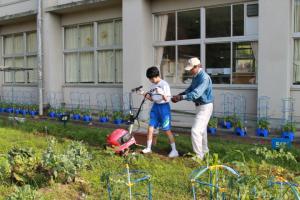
[0,10,36,25]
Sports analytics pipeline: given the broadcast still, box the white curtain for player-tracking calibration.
[79,25,93,48]
[65,53,78,83]
[98,22,114,46]
[115,50,123,83]
[115,20,122,45]
[4,36,13,55]
[294,40,300,83]
[80,52,93,82]
[15,57,25,83]
[154,15,169,66]
[27,32,37,53]
[27,56,37,83]
[14,34,24,54]
[98,50,114,82]
[251,42,258,84]
[65,26,78,49]
[4,58,13,82]
[295,0,300,32]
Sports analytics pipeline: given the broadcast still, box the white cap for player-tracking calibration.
[185,57,201,71]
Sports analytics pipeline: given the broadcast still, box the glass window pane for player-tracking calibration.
[295,0,300,32]
[79,24,93,48]
[178,45,200,84]
[154,13,175,41]
[65,53,79,83]
[4,58,13,82]
[206,43,231,84]
[65,26,78,49]
[178,10,200,40]
[27,32,37,53]
[115,20,122,45]
[206,6,231,38]
[98,50,114,83]
[27,56,37,83]
[155,46,175,84]
[98,22,114,46]
[4,36,13,55]
[294,39,300,84]
[233,4,244,36]
[14,34,24,54]
[115,50,123,83]
[233,42,257,84]
[79,52,94,83]
[15,57,25,83]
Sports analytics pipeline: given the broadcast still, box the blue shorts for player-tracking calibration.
[149,103,171,131]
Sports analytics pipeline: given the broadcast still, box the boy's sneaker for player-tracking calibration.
[168,150,179,158]
[142,148,152,154]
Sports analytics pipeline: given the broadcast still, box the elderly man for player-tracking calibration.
[171,57,213,160]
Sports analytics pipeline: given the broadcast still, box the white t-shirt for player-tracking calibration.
[149,79,171,104]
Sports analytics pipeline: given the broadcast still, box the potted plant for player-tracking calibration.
[99,110,109,123]
[256,118,270,137]
[29,105,38,116]
[208,117,218,134]
[48,107,57,118]
[72,107,81,120]
[56,107,66,119]
[281,122,296,142]
[20,104,28,116]
[222,115,235,129]
[82,109,92,122]
[112,111,123,125]
[233,118,246,137]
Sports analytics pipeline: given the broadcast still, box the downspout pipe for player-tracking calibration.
[37,0,43,115]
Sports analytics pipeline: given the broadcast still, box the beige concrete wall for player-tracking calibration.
[152,0,255,13]
[258,0,292,120]
[0,21,36,35]
[61,5,122,26]
[0,0,36,18]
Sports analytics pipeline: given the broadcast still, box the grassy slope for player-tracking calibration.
[0,118,299,199]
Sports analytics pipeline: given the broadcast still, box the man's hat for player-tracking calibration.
[185,57,201,71]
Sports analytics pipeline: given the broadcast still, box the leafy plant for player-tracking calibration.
[112,111,123,120]
[233,118,245,129]
[8,147,37,185]
[7,185,38,200]
[82,109,91,116]
[208,117,218,128]
[282,122,296,133]
[257,118,270,131]
[0,156,10,183]
[223,115,236,124]
[99,110,109,118]
[72,106,81,115]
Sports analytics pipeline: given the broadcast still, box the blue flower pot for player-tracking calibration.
[208,127,217,134]
[56,113,63,119]
[0,108,4,112]
[99,117,108,123]
[72,114,81,120]
[30,110,37,116]
[82,115,92,122]
[21,110,27,116]
[256,128,268,137]
[49,112,56,118]
[222,121,232,129]
[114,119,122,125]
[15,109,20,115]
[235,128,246,137]
[3,108,7,112]
[282,131,294,142]
[7,108,13,113]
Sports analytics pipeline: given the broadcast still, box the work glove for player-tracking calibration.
[171,95,183,103]
[156,87,165,95]
[136,89,146,95]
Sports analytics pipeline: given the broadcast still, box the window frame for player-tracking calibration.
[63,19,123,85]
[292,0,300,86]
[153,2,259,87]
[1,31,38,84]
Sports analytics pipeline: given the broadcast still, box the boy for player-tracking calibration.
[138,66,179,158]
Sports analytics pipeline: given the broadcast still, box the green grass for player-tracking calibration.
[0,117,299,199]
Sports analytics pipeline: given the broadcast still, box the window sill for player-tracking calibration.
[170,83,257,90]
[291,85,300,91]
[2,83,38,87]
[63,83,123,88]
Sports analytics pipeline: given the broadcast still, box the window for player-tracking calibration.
[154,10,201,84]
[294,0,300,84]
[64,20,122,84]
[2,32,37,83]
[154,3,258,85]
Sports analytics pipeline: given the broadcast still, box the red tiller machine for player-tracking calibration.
[106,86,152,155]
